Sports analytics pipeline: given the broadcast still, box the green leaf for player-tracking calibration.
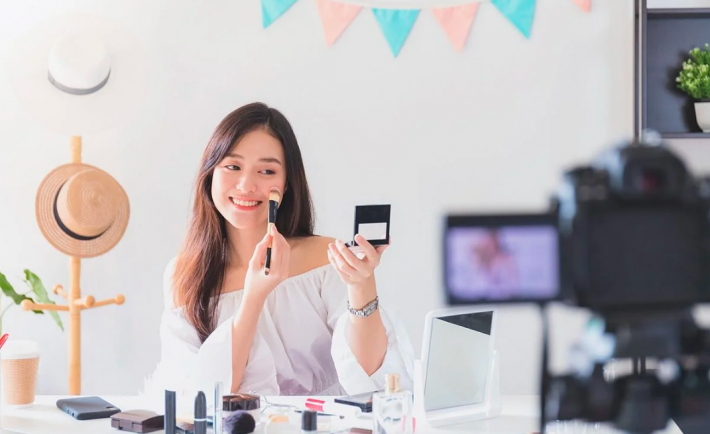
[0,272,29,305]
[23,270,64,331]
[677,44,710,99]
[24,297,45,315]
[24,270,51,303]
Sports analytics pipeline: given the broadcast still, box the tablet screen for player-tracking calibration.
[445,214,559,304]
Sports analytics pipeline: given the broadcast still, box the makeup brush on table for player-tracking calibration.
[264,187,281,275]
[224,411,256,434]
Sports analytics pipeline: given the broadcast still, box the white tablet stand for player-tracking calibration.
[417,307,503,427]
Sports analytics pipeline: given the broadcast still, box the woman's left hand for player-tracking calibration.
[328,234,389,289]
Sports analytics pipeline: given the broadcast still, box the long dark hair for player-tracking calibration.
[173,102,315,342]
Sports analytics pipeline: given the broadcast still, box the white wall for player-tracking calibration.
[0,0,636,396]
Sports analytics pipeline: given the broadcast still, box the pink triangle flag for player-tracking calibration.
[316,0,362,46]
[431,3,480,52]
[570,0,591,12]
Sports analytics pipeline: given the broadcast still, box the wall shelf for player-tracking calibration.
[647,8,710,16]
[636,2,710,138]
[661,132,710,139]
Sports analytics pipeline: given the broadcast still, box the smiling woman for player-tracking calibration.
[175,104,314,340]
[143,102,415,405]
[213,132,288,227]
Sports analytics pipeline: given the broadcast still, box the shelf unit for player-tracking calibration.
[635,1,710,138]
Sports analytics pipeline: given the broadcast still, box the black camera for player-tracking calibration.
[555,139,710,314]
[443,136,710,434]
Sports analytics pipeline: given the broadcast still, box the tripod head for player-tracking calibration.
[542,308,710,434]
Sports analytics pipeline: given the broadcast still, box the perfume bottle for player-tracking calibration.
[373,373,413,434]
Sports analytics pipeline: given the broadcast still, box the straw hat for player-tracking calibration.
[8,13,148,135]
[36,163,129,258]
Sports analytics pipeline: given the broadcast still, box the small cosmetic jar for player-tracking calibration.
[223,393,261,426]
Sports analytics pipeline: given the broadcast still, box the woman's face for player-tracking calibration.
[211,129,287,231]
[472,232,501,265]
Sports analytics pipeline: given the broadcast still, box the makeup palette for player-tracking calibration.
[346,205,391,251]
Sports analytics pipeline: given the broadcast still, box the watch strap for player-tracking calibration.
[347,296,379,318]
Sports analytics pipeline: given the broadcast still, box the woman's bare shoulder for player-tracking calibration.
[288,235,336,276]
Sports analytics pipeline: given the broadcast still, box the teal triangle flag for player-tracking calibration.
[262,0,299,28]
[372,9,420,57]
[491,0,536,38]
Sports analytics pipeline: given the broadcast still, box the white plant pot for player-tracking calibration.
[694,100,710,133]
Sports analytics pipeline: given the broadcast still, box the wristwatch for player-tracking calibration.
[348,296,379,317]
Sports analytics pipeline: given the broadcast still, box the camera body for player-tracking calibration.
[554,139,710,315]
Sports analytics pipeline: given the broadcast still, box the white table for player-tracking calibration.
[0,395,683,434]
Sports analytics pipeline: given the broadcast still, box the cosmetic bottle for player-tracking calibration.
[301,410,317,434]
[164,390,176,434]
[194,391,207,434]
[372,373,413,434]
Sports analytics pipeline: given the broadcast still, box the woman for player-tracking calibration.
[469,230,519,297]
[145,103,414,402]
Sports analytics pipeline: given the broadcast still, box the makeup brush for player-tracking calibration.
[264,187,281,275]
[224,410,256,434]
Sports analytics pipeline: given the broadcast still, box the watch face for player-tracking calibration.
[364,298,378,315]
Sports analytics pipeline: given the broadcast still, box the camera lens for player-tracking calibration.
[640,168,666,192]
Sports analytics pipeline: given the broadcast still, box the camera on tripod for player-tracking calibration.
[443,135,710,434]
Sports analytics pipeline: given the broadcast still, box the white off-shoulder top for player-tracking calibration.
[142,259,415,407]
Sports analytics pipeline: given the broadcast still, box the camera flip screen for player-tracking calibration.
[584,207,707,309]
[444,214,560,304]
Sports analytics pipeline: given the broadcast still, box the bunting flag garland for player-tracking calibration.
[490,0,536,38]
[431,3,480,52]
[372,8,420,57]
[262,0,299,28]
[262,0,590,56]
[570,0,591,12]
[316,0,362,46]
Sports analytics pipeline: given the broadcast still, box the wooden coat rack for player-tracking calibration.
[21,137,125,395]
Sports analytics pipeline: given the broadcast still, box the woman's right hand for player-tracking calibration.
[243,225,290,304]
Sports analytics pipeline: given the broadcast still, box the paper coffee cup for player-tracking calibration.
[1,340,41,406]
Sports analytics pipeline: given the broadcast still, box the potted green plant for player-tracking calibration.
[677,44,710,132]
[0,270,64,335]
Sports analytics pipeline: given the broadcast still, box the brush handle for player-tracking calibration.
[265,198,278,275]
[268,199,278,223]
[265,245,272,275]
[265,222,275,274]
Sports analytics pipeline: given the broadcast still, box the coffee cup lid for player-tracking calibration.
[1,340,41,360]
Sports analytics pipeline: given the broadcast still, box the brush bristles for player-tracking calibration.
[269,188,281,203]
[224,411,256,434]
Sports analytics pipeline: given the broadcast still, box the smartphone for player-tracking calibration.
[334,391,379,413]
[56,396,121,420]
